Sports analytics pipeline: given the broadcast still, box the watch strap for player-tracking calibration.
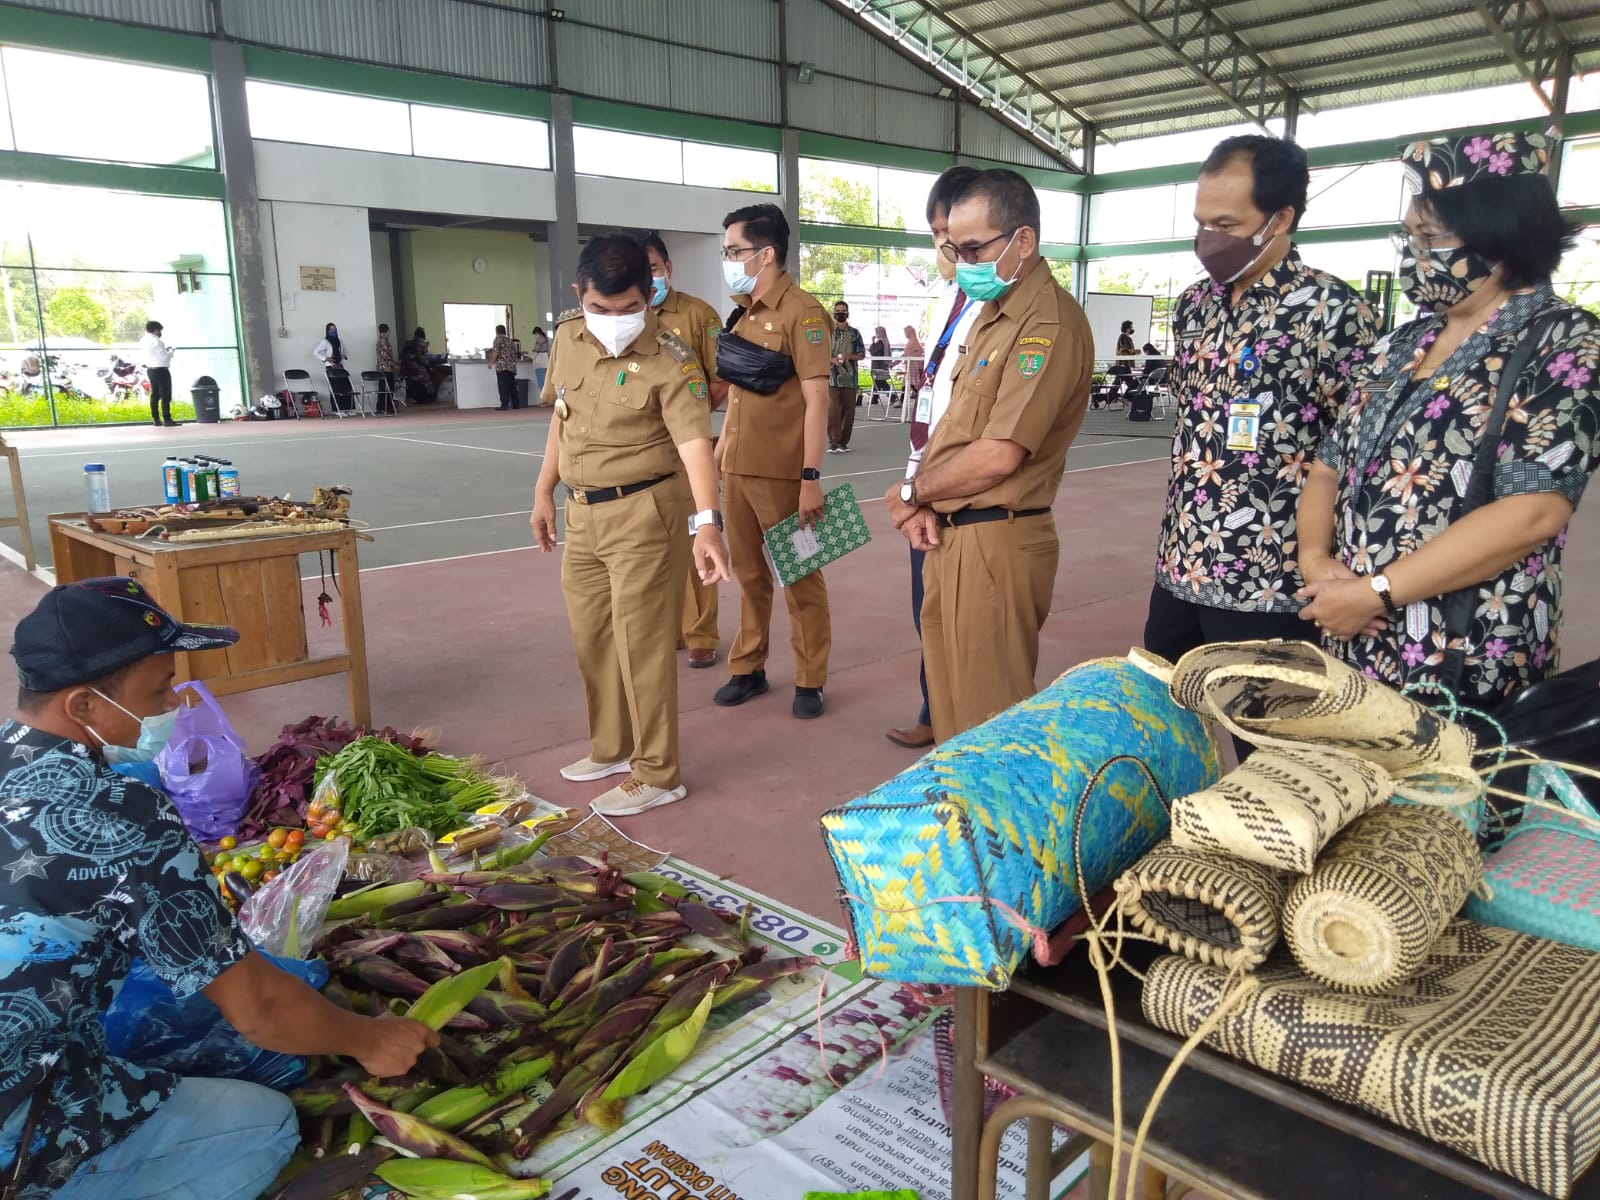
[801,468,822,481]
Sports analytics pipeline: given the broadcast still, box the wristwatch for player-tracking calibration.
[1370,573,1397,616]
[801,468,822,481]
[899,478,917,505]
[687,509,724,535]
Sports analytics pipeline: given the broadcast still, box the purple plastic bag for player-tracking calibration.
[156,681,260,841]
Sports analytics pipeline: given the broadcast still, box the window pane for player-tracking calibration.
[37,268,238,352]
[1089,183,1184,243]
[1296,84,1546,150]
[4,48,213,167]
[683,142,777,192]
[1554,229,1600,311]
[245,81,411,155]
[19,186,230,274]
[1038,190,1081,244]
[573,127,683,183]
[879,168,936,232]
[0,183,28,268]
[1089,252,1196,349]
[1302,161,1408,229]
[411,105,549,169]
[1094,120,1281,173]
[800,159,878,226]
[1560,137,1600,209]
[0,54,13,152]
[1047,259,1075,293]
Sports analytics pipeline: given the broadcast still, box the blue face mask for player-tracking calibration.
[953,231,1020,302]
[650,275,669,307]
[723,255,761,296]
[87,690,179,766]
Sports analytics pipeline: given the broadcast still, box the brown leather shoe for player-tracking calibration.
[886,724,934,748]
[687,648,719,669]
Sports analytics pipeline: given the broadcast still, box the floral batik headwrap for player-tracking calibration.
[1399,130,1555,193]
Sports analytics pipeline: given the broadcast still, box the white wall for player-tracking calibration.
[574,176,775,236]
[258,199,380,386]
[253,140,558,220]
[660,232,729,322]
[370,232,396,335]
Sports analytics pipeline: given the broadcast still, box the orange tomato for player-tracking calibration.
[284,829,306,848]
[267,828,289,850]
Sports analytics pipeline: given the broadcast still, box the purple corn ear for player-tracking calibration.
[385,900,495,931]
[509,1043,626,1158]
[338,933,407,959]
[339,956,432,1000]
[570,992,667,1060]
[379,891,448,919]
[468,882,584,911]
[340,1084,495,1167]
[712,955,820,1010]
[551,955,656,1031]
[674,901,747,952]
[414,929,492,967]
[465,990,547,1027]
[265,1145,394,1199]
[539,924,595,1003]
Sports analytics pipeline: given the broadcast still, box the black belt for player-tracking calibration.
[937,506,1050,528]
[566,474,673,506]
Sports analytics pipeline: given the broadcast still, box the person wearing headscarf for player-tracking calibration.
[1297,130,1600,705]
[903,325,926,394]
[313,322,344,367]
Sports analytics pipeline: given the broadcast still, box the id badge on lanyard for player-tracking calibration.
[915,383,934,424]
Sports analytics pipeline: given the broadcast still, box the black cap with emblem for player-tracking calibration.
[11,576,238,692]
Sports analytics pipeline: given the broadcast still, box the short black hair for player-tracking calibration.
[413,327,426,338]
[1421,173,1576,291]
[495,324,506,335]
[926,165,980,225]
[949,169,1042,241]
[145,320,162,334]
[576,233,652,299]
[378,323,389,333]
[1121,320,1135,333]
[723,203,790,263]
[1201,135,1310,231]
[637,230,670,263]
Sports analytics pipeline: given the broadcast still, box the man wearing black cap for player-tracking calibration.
[0,577,436,1199]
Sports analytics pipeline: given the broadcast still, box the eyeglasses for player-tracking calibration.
[939,229,1018,265]
[721,244,766,262]
[1389,229,1461,256]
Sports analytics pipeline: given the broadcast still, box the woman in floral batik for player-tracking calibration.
[1297,130,1600,705]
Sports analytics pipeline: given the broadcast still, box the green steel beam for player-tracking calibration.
[0,3,211,70]
[0,150,225,199]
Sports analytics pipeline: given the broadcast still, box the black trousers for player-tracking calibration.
[496,370,518,409]
[910,545,930,728]
[147,366,172,422]
[377,371,396,414]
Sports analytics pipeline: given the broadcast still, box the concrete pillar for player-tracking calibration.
[1075,127,1095,304]
[1283,92,1301,142]
[1550,46,1572,186]
[210,41,274,400]
[781,127,801,276]
[549,92,580,316]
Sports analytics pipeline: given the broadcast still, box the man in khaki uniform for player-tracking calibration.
[888,170,1091,743]
[640,231,729,671]
[712,203,834,720]
[530,235,731,816]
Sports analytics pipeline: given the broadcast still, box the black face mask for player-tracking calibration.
[834,313,848,324]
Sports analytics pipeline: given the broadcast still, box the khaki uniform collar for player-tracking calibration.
[737,271,795,314]
[989,255,1055,321]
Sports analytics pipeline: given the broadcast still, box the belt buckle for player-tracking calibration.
[569,487,587,505]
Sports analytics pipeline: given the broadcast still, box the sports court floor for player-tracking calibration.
[2,406,1596,923]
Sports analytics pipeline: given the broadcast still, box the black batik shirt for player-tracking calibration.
[0,722,249,1196]
[1155,249,1377,613]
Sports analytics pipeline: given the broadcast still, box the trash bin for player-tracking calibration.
[515,378,532,409]
[191,376,221,424]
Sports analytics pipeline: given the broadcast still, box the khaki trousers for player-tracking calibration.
[681,563,719,650]
[827,386,858,448]
[723,471,831,689]
[921,513,1059,744]
[561,474,692,787]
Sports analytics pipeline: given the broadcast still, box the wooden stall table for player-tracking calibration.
[949,949,1600,1200]
[48,514,371,727]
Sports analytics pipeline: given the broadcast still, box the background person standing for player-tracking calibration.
[487,323,520,410]
[641,230,729,670]
[375,322,398,413]
[138,320,175,427]
[827,302,865,453]
[1145,135,1376,671]
[712,203,834,720]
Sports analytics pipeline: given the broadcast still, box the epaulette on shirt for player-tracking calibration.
[657,330,694,363]
[557,306,584,324]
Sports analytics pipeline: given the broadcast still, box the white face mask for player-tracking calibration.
[583,309,646,358]
[85,689,178,766]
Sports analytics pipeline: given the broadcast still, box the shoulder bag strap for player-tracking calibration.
[1439,307,1567,689]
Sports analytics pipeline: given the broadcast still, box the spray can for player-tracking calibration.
[161,456,181,504]
[216,460,241,498]
[83,464,110,513]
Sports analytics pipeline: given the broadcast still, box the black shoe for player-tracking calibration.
[162,419,180,427]
[152,420,163,428]
[714,670,769,707]
[793,687,824,719]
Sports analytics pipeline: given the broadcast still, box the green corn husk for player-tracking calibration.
[478,828,555,871]
[325,880,430,922]
[375,1158,551,1199]
[410,1054,554,1131]
[510,1043,627,1158]
[407,957,507,1030]
[342,1084,495,1167]
[712,954,821,1010]
[346,1111,375,1153]
[601,989,715,1105]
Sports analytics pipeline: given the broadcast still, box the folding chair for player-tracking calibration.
[281,369,321,418]
[360,371,399,416]
[324,366,361,418]
[1144,366,1171,419]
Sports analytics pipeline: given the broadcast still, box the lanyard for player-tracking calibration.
[924,295,976,385]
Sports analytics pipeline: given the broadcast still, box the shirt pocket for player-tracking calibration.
[608,380,649,412]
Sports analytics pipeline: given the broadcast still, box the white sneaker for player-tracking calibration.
[591,777,687,816]
[560,755,631,783]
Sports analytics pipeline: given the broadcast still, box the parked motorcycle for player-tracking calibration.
[97,354,148,401]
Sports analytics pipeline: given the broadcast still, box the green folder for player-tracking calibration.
[762,482,872,587]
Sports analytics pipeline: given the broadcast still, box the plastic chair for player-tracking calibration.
[281,369,320,419]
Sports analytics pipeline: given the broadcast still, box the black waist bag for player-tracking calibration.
[716,330,796,396]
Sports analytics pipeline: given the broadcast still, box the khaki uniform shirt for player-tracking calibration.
[922,256,1092,513]
[540,309,711,489]
[656,287,723,386]
[719,273,831,480]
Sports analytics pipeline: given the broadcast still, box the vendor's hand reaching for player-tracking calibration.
[357,1013,439,1078]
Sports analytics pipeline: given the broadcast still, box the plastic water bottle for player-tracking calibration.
[83,464,110,513]
[216,460,241,499]
[161,456,181,504]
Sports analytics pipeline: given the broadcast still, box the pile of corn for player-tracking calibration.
[269,855,817,1199]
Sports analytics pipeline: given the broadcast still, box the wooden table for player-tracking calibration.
[48,516,371,727]
[950,948,1599,1200]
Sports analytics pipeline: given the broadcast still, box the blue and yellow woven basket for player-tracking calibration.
[821,656,1219,989]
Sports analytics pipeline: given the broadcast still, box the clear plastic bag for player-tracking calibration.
[239,839,350,957]
[156,681,260,842]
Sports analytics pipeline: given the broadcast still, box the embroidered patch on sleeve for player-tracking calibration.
[1018,351,1045,378]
